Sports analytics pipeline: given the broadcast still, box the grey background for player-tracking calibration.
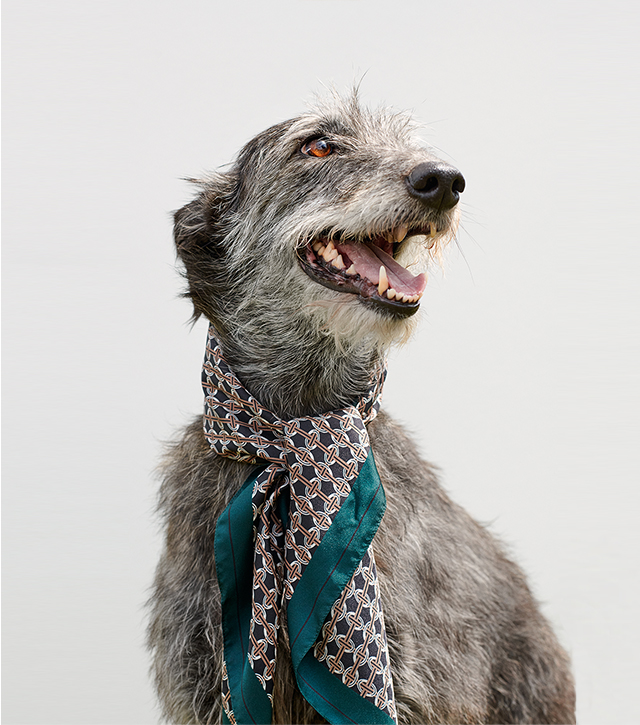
[3,1,639,723]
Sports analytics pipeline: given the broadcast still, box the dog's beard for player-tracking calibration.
[299,273,421,350]
[293,227,459,350]
[219,203,459,355]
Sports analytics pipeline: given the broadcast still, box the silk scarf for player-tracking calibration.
[202,324,397,724]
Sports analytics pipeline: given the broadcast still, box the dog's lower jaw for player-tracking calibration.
[303,271,421,344]
[298,255,421,319]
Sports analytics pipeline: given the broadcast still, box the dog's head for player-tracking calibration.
[174,94,464,350]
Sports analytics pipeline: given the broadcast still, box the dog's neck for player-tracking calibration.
[211,316,385,420]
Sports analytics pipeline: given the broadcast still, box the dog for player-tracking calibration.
[148,93,575,724]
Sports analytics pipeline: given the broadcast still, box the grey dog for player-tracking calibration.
[148,94,575,724]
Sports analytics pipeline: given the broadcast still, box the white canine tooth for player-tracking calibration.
[387,288,397,300]
[426,226,436,248]
[346,264,357,276]
[378,266,389,295]
[332,254,346,270]
[396,225,408,243]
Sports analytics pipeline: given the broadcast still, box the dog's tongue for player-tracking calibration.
[336,242,426,296]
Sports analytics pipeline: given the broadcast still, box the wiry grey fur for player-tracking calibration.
[148,93,575,724]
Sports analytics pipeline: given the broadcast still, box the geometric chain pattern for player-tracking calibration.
[220,662,236,724]
[202,325,396,722]
[314,552,397,720]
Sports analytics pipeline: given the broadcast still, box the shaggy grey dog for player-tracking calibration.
[148,94,575,724]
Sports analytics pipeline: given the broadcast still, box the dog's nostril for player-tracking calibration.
[412,175,439,194]
[452,176,466,194]
[406,162,465,210]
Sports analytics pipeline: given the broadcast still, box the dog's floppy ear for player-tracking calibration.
[173,173,240,254]
[173,175,238,323]
[173,194,210,254]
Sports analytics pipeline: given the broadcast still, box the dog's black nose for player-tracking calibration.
[406,162,466,210]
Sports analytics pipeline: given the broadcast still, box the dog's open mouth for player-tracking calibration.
[298,224,436,317]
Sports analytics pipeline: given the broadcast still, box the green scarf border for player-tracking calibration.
[215,451,395,724]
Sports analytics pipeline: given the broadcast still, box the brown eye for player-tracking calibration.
[301,138,333,158]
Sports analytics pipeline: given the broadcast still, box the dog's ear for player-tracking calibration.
[174,172,240,252]
[173,194,210,254]
[173,175,237,323]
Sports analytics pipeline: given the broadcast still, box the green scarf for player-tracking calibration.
[203,325,397,724]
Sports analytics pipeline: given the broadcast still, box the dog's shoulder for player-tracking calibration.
[157,418,256,530]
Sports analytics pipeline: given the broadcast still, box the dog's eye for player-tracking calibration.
[301,138,333,158]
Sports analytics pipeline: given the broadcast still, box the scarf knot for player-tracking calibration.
[202,324,397,724]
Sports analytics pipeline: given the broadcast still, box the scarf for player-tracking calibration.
[202,324,397,724]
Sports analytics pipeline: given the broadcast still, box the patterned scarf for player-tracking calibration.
[202,324,397,724]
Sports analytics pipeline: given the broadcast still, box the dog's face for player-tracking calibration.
[175,95,463,349]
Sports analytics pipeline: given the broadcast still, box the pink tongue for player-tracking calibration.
[336,242,426,296]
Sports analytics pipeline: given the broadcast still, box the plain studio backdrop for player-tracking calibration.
[3,1,639,723]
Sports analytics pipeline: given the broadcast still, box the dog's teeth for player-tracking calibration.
[378,266,389,295]
[346,264,357,276]
[312,241,322,252]
[387,288,397,300]
[402,293,411,303]
[323,241,338,262]
[424,224,437,248]
[396,225,408,243]
[318,244,326,256]
[332,254,346,270]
